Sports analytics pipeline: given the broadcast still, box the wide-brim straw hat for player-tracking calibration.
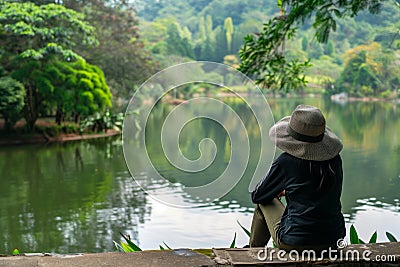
[269,105,343,161]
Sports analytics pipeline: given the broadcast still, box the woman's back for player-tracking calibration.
[277,153,345,245]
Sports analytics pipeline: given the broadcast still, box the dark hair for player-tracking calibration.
[309,161,336,193]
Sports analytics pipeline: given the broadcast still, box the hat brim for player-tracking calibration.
[269,116,343,161]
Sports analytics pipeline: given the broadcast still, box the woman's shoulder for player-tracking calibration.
[276,152,302,161]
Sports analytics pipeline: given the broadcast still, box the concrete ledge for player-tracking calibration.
[0,249,214,267]
[1,243,399,267]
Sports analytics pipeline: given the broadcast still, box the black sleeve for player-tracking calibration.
[251,157,285,204]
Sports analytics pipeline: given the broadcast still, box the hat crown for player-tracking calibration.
[289,105,326,137]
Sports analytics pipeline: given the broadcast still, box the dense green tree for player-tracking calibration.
[302,36,309,51]
[337,42,400,97]
[224,17,234,53]
[63,0,157,96]
[213,26,229,62]
[200,36,216,61]
[11,58,112,127]
[0,76,25,131]
[133,0,400,95]
[165,23,195,58]
[0,1,99,130]
[238,0,395,90]
[325,40,335,56]
[0,1,97,65]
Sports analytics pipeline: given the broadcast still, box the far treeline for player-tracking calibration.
[135,0,400,97]
[1,0,400,133]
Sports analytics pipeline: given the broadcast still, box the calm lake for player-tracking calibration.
[1,97,400,253]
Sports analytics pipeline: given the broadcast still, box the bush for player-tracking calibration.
[62,123,79,134]
[0,76,25,131]
[380,90,393,99]
[34,123,80,136]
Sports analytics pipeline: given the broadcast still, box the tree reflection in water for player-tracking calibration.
[0,137,149,253]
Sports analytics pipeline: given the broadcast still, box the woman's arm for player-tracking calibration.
[251,158,285,203]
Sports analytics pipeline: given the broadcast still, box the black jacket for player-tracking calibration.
[251,152,345,246]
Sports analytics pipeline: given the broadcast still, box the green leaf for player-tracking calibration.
[350,225,360,244]
[368,231,377,243]
[386,232,398,242]
[272,241,278,248]
[120,242,135,252]
[162,242,172,250]
[159,245,164,250]
[113,241,125,252]
[12,248,20,255]
[230,232,236,248]
[237,220,251,237]
[119,232,142,251]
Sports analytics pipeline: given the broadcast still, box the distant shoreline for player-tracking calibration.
[0,118,120,146]
[0,129,120,146]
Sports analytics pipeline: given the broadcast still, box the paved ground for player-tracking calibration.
[1,243,400,266]
[0,249,214,267]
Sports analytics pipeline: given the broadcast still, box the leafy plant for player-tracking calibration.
[237,220,251,237]
[80,112,123,133]
[230,232,237,248]
[159,242,172,250]
[0,76,25,131]
[368,231,377,244]
[386,232,398,242]
[115,233,173,252]
[12,248,20,256]
[116,232,142,252]
[350,224,398,244]
[350,224,363,244]
[236,220,278,248]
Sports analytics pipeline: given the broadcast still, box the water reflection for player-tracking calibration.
[0,138,149,253]
[1,97,400,253]
[135,97,400,241]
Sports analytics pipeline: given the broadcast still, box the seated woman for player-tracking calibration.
[250,105,345,251]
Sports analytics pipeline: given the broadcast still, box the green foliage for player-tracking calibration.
[10,58,112,130]
[119,232,142,252]
[237,220,251,237]
[368,231,377,244]
[34,123,79,137]
[115,233,173,253]
[336,43,400,97]
[12,248,20,256]
[238,0,392,90]
[80,112,123,133]
[0,2,97,61]
[302,36,309,51]
[230,232,237,248]
[239,17,311,91]
[350,225,397,244]
[0,76,25,131]
[66,0,157,96]
[166,23,194,58]
[350,225,363,244]
[224,17,234,52]
[386,232,398,242]
[159,242,172,250]
[135,0,400,94]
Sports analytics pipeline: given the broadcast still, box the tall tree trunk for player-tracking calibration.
[24,85,37,131]
[55,106,63,125]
